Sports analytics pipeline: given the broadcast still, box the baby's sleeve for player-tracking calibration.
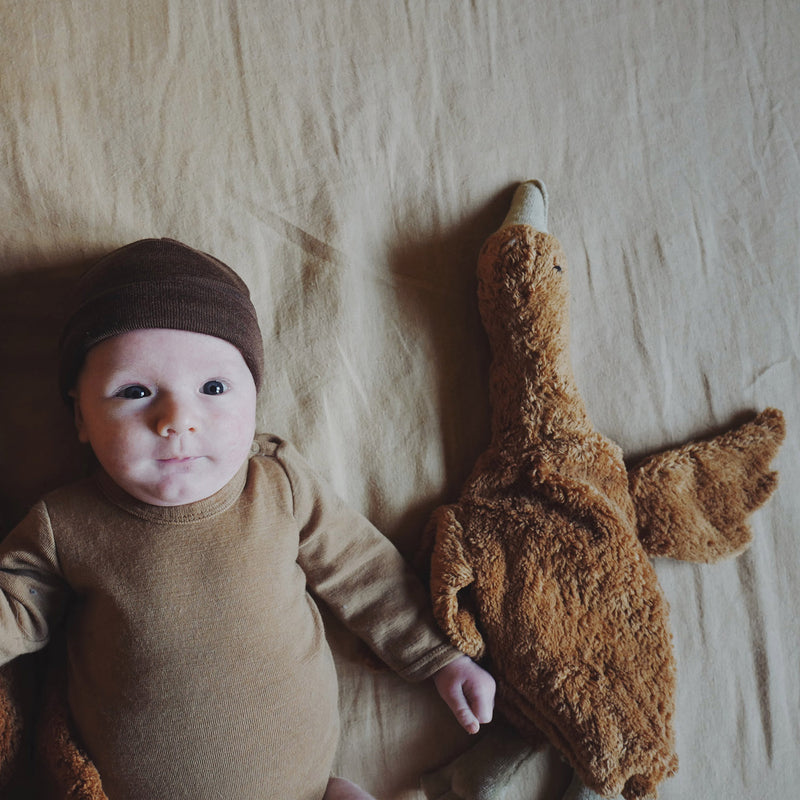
[275,440,460,681]
[0,501,68,665]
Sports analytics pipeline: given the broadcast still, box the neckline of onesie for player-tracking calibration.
[93,457,251,524]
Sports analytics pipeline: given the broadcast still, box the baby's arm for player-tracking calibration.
[276,440,497,704]
[0,502,67,665]
[433,654,496,735]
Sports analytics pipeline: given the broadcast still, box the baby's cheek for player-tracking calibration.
[223,415,257,456]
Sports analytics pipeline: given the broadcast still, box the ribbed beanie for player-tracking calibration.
[59,238,264,398]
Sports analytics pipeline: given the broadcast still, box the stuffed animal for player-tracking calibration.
[423,181,785,799]
[0,643,104,798]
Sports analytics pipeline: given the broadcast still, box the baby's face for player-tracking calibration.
[71,328,258,506]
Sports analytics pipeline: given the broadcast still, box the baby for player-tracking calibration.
[0,239,495,800]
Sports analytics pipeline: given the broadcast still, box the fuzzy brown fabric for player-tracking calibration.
[628,413,785,562]
[424,225,785,799]
[36,653,105,800]
[0,662,25,792]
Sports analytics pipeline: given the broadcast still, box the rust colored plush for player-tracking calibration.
[425,225,785,799]
[0,662,25,792]
[0,647,106,799]
[36,655,106,800]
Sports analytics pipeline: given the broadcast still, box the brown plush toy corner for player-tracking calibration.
[423,215,785,799]
[0,646,105,799]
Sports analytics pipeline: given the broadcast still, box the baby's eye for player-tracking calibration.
[116,385,151,400]
[201,380,227,396]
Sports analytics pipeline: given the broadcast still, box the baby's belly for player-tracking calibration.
[66,589,340,800]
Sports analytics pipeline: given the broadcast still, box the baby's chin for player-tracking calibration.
[117,460,241,507]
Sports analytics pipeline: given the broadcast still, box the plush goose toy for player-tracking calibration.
[424,181,785,799]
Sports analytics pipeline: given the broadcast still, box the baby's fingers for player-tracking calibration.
[433,655,496,734]
[463,674,495,727]
[443,683,481,734]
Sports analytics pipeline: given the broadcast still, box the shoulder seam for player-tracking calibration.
[256,437,297,520]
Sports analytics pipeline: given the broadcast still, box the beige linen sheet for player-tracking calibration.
[1,2,797,798]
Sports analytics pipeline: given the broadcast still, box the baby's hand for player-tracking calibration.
[433,654,496,735]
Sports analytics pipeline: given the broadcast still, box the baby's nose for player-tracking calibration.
[155,396,197,437]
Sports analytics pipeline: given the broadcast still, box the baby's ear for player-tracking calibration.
[69,391,90,443]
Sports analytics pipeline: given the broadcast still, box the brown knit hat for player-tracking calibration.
[59,238,264,398]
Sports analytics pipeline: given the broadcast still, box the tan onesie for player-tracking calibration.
[0,435,457,800]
